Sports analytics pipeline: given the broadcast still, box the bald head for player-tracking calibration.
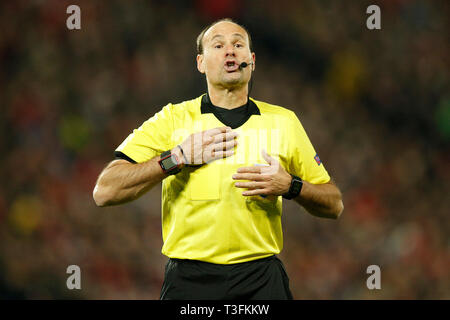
[196,18,253,54]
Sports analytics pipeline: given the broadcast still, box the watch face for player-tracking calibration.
[292,178,303,194]
[161,156,175,170]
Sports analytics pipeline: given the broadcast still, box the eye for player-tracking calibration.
[235,43,243,48]
[214,44,223,49]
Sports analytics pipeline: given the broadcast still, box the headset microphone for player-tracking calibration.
[239,61,253,69]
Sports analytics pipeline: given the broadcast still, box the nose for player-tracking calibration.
[225,44,236,57]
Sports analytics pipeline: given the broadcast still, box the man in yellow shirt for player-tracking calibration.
[93,18,344,300]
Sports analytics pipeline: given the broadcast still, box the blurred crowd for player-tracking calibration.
[0,0,448,299]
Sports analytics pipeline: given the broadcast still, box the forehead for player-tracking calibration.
[204,21,248,43]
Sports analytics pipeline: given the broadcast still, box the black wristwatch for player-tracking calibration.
[158,150,182,175]
[282,174,303,200]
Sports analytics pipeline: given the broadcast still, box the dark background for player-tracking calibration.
[0,0,448,299]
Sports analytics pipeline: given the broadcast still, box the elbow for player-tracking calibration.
[333,200,344,219]
[307,200,344,219]
[320,200,344,220]
[93,184,111,207]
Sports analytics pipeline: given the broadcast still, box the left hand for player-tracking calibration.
[232,149,292,197]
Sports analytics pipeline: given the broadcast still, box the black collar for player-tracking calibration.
[201,93,260,115]
[200,93,260,129]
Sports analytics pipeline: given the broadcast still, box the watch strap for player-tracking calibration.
[159,150,181,175]
[160,150,171,159]
[282,174,303,200]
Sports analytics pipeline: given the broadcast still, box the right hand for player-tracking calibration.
[176,126,238,165]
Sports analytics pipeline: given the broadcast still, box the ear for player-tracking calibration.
[251,52,256,71]
[197,54,205,74]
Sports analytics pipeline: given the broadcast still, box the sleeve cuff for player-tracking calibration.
[114,151,137,164]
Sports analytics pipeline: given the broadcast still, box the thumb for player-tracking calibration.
[261,149,274,165]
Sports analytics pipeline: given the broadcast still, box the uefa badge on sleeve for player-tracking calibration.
[314,154,322,166]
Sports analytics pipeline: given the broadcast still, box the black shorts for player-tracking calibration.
[160,255,293,300]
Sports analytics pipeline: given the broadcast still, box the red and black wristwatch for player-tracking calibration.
[158,149,183,175]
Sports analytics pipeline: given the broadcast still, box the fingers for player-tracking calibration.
[210,131,238,144]
[204,126,238,144]
[232,173,267,181]
[236,166,262,174]
[203,127,238,162]
[242,189,268,196]
[234,181,266,189]
[211,138,238,152]
[209,149,234,161]
[236,155,280,174]
[205,126,232,137]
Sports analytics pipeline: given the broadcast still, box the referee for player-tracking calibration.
[93,18,344,300]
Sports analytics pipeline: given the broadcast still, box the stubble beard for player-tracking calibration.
[216,70,247,90]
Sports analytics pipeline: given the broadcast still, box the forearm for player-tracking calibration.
[293,180,344,219]
[93,156,167,207]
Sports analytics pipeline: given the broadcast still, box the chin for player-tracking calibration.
[221,74,245,87]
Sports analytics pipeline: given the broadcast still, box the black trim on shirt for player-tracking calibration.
[114,151,137,164]
[200,93,261,129]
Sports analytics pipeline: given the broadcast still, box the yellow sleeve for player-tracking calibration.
[287,112,331,184]
[115,103,174,163]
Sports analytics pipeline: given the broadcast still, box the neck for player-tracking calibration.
[207,83,248,110]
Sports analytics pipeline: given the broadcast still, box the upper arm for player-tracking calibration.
[287,113,330,184]
[114,104,175,163]
[107,159,131,168]
[321,177,341,192]
[96,159,130,181]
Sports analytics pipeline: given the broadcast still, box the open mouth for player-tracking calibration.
[224,60,240,72]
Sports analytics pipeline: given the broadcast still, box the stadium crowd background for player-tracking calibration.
[0,0,448,299]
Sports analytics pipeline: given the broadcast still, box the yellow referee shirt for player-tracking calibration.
[115,94,330,264]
